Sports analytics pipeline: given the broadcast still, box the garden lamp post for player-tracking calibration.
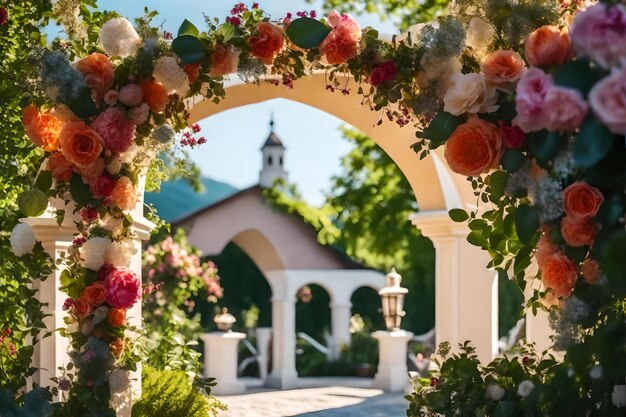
[214,307,236,332]
[378,268,409,331]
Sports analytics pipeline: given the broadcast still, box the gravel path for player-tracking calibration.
[217,378,408,417]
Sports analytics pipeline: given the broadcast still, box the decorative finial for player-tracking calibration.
[269,112,274,131]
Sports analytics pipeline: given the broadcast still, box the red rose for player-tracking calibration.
[90,174,116,199]
[498,122,526,149]
[370,60,398,86]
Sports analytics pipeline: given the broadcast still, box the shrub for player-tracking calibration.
[131,366,226,417]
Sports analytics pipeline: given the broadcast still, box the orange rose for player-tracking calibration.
[535,232,558,268]
[444,118,504,176]
[110,338,124,358]
[73,297,92,319]
[76,157,105,184]
[481,50,526,84]
[184,63,200,83]
[82,281,107,307]
[581,258,600,285]
[59,121,104,169]
[560,216,597,247]
[563,182,604,222]
[110,176,137,211]
[48,153,73,182]
[541,252,578,298]
[525,25,572,68]
[250,22,284,64]
[106,307,126,327]
[22,105,64,152]
[210,45,240,77]
[141,80,169,113]
[76,53,115,101]
[320,26,360,65]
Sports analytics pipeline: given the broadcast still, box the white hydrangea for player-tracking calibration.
[109,369,131,394]
[106,157,122,175]
[517,380,535,398]
[81,236,112,270]
[99,18,142,58]
[153,56,190,96]
[10,223,36,257]
[106,240,133,268]
[486,383,506,401]
[466,18,495,57]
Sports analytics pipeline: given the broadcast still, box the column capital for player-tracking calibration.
[411,210,468,240]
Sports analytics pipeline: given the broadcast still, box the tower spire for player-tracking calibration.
[259,113,288,188]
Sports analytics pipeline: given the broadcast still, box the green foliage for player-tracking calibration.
[286,17,331,49]
[142,229,222,377]
[310,0,451,30]
[0,387,53,417]
[132,366,226,417]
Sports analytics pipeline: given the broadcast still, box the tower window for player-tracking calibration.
[279,156,283,166]
[267,155,273,165]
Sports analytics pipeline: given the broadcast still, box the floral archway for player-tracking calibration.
[6,0,626,415]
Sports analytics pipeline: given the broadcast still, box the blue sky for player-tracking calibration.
[57,1,399,206]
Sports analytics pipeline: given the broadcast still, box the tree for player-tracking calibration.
[327,126,436,334]
[310,0,451,31]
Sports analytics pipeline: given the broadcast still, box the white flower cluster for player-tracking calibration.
[443,72,498,116]
[465,18,495,58]
[81,236,111,270]
[517,380,535,398]
[105,240,136,268]
[99,18,142,58]
[486,383,506,401]
[529,177,564,222]
[10,223,36,257]
[153,56,190,96]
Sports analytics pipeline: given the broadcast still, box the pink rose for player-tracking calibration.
[570,3,626,69]
[513,68,552,132]
[319,11,361,65]
[105,268,141,309]
[91,108,136,153]
[543,86,588,132]
[589,68,626,134]
[118,84,144,107]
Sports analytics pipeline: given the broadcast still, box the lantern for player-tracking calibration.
[378,268,408,331]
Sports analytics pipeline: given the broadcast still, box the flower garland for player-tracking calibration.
[8,0,626,413]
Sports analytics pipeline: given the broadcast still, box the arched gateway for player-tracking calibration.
[185,72,507,385]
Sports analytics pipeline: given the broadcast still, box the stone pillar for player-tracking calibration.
[372,330,413,392]
[22,214,74,394]
[201,332,246,395]
[255,327,272,381]
[412,211,498,364]
[265,296,298,389]
[24,191,153,416]
[330,302,352,360]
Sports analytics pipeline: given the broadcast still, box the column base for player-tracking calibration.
[265,371,298,389]
[212,380,246,396]
[372,330,413,393]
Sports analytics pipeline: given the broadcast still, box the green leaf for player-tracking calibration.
[448,208,469,222]
[573,117,614,168]
[500,148,525,173]
[286,17,331,49]
[529,130,562,165]
[515,204,539,246]
[218,23,236,42]
[467,230,489,247]
[172,35,206,64]
[69,174,91,207]
[35,170,52,193]
[553,59,606,97]
[489,171,508,201]
[64,87,98,119]
[177,19,199,37]
[419,112,462,148]
[18,188,48,217]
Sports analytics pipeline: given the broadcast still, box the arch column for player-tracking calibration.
[330,301,352,360]
[412,211,498,364]
[264,270,298,389]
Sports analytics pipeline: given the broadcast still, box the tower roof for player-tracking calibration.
[261,115,284,149]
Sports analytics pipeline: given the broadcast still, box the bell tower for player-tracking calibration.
[259,115,288,188]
